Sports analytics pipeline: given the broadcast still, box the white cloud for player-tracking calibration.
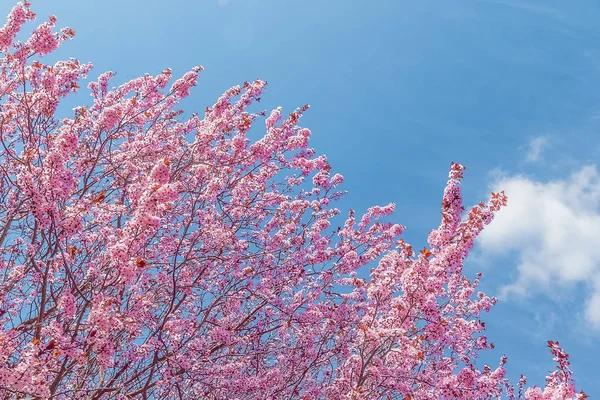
[218,0,231,6]
[477,165,600,328]
[525,135,549,162]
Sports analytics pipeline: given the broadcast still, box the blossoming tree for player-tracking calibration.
[0,2,587,399]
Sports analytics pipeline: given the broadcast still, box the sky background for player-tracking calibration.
[4,0,600,396]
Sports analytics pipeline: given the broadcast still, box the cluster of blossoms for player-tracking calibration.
[0,2,587,399]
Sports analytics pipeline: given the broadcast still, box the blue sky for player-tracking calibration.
[5,0,600,395]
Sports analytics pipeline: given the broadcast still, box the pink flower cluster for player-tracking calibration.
[26,19,58,55]
[0,3,30,51]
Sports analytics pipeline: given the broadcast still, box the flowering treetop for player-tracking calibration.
[0,2,587,399]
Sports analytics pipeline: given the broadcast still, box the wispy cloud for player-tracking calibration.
[218,0,231,6]
[525,135,550,162]
[477,166,600,328]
